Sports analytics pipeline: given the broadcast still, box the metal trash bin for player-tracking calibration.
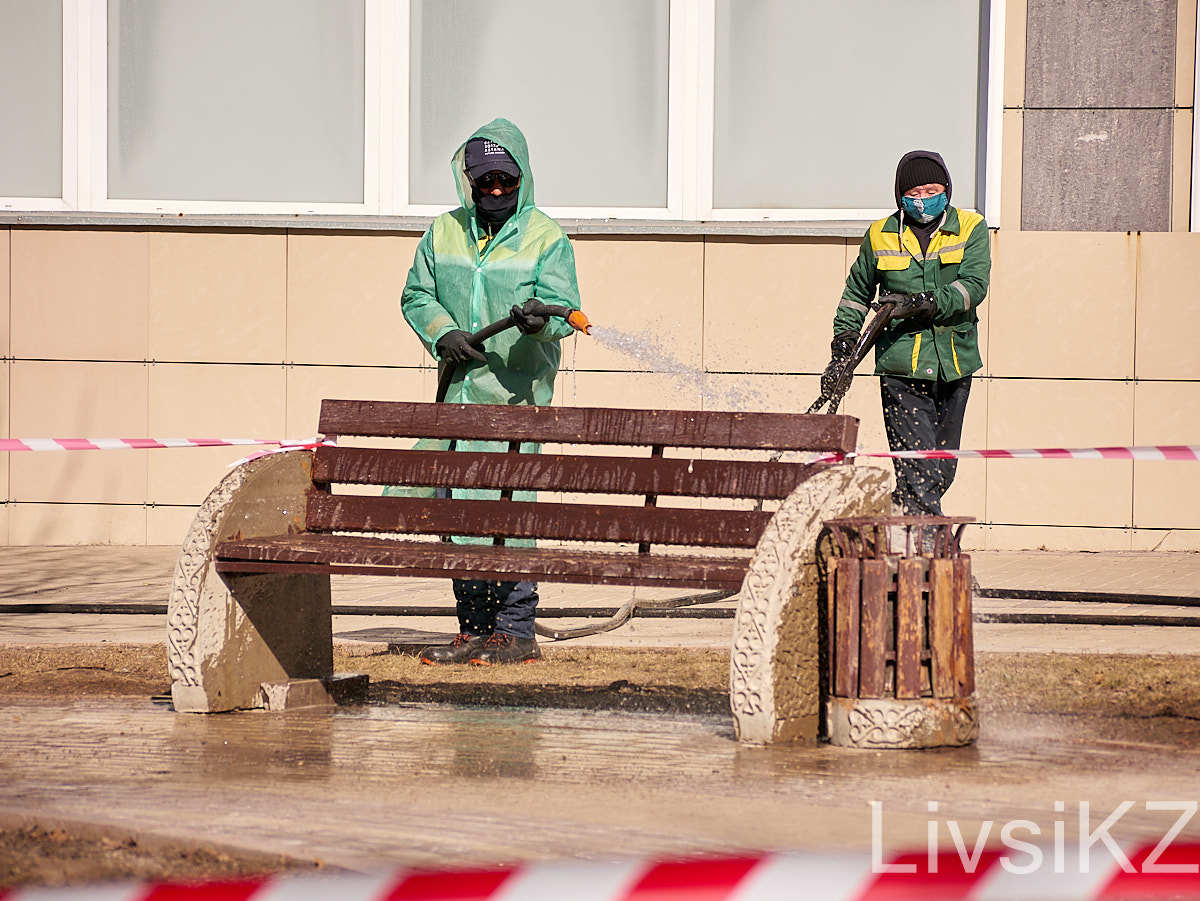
[822,516,978,749]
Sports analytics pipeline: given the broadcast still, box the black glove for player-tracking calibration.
[891,291,936,320]
[435,329,487,364]
[821,330,859,397]
[510,299,548,335]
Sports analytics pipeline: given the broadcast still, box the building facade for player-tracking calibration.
[1,0,1197,550]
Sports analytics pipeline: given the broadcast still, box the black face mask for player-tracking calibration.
[472,185,519,234]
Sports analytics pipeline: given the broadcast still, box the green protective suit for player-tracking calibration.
[400,117,582,406]
[391,119,582,544]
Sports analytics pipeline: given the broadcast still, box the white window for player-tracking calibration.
[712,0,986,216]
[1,0,1002,223]
[0,0,63,200]
[407,0,670,210]
[107,0,365,204]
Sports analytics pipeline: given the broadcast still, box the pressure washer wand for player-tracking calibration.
[806,297,898,415]
[434,303,592,403]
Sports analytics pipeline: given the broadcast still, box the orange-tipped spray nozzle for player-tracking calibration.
[566,309,592,335]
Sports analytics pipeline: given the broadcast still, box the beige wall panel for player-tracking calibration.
[148,505,200,548]
[1136,233,1200,379]
[1177,0,1197,105]
[0,504,8,545]
[10,230,149,361]
[840,377,888,454]
[0,230,9,355]
[571,237,702,374]
[999,110,1023,232]
[986,378,1134,527]
[286,365,429,436]
[1133,381,1200,529]
[149,232,286,363]
[9,362,148,504]
[940,376,988,521]
[699,373,818,416]
[565,371,702,411]
[989,232,1136,379]
[287,232,424,367]
[1172,110,1194,231]
[1003,0,1028,108]
[704,237,844,375]
[985,525,1132,551]
[1132,529,1200,551]
[147,363,285,506]
[9,502,146,545]
[1,360,8,502]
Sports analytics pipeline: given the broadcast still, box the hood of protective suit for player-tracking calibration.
[894,149,953,209]
[451,118,535,228]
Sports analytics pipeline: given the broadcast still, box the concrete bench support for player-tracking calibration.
[730,464,892,744]
[168,451,336,713]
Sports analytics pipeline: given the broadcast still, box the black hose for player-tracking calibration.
[435,304,578,403]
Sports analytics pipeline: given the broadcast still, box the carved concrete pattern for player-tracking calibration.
[829,697,979,749]
[166,462,256,687]
[730,464,892,744]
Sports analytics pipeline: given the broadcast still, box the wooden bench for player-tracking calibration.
[167,399,875,725]
[215,400,858,588]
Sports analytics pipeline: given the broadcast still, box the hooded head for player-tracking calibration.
[894,150,952,209]
[451,118,534,235]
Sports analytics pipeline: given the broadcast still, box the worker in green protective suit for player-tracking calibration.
[399,118,582,666]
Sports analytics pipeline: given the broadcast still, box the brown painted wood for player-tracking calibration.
[214,534,750,589]
[313,446,821,499]
[825,557,839,692]
[858,559,889,698]
[318,400,859,452]
[953,555,975,695]
[895,558,925,699]
[929,558,956,698]
[834,557,861,698]
[305,494,771,548]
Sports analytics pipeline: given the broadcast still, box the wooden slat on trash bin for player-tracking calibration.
[896,558,925,699]
[953,556,975,695]
[834,557,862,697]
[929,558,957,698]
[859,559,890,698]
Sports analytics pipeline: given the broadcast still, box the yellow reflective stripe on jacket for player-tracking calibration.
[950,333,961,375]
[911,332,922,373]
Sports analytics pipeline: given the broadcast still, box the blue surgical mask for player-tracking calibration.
[901,191,948,224]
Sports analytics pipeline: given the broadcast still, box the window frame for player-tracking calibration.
[2,0,1004,225]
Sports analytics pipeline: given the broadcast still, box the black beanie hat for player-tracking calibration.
[897,156,949,197]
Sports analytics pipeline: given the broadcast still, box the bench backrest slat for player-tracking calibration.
[306,494,770,548]
[313,446,823,500]
[319,400,857,453]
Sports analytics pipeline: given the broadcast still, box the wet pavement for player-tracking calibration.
[3,545,1200,871]
[4,696,1200,870]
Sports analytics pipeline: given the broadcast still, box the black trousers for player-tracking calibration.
[879,375,972,516]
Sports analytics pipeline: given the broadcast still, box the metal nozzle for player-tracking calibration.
[566,310,592,335]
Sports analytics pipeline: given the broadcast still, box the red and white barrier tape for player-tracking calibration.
[814,444,1200,464]
[1,847,1198,899]
[1,439,1197,465]
[0,437,329,452]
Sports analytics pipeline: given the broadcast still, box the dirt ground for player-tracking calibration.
[3,642,1200,887]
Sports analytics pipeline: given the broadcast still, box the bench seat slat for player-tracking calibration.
[312,446,822,499]
[215,534,750,589]
[305,494,771,548]
[319,400,858,453]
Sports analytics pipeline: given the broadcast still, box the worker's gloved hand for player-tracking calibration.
[510,299,549,335]
[891,291,936,321]
[435,330,487,364]
[821,330,859,397]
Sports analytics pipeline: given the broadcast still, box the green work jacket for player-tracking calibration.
[833,206,990,381]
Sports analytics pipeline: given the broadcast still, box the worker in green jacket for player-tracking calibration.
[400,118,582,666]
[826,150,990,519]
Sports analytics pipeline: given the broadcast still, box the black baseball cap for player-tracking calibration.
[464,138,520,180]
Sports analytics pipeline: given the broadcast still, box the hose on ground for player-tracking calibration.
[534,589,736,641]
